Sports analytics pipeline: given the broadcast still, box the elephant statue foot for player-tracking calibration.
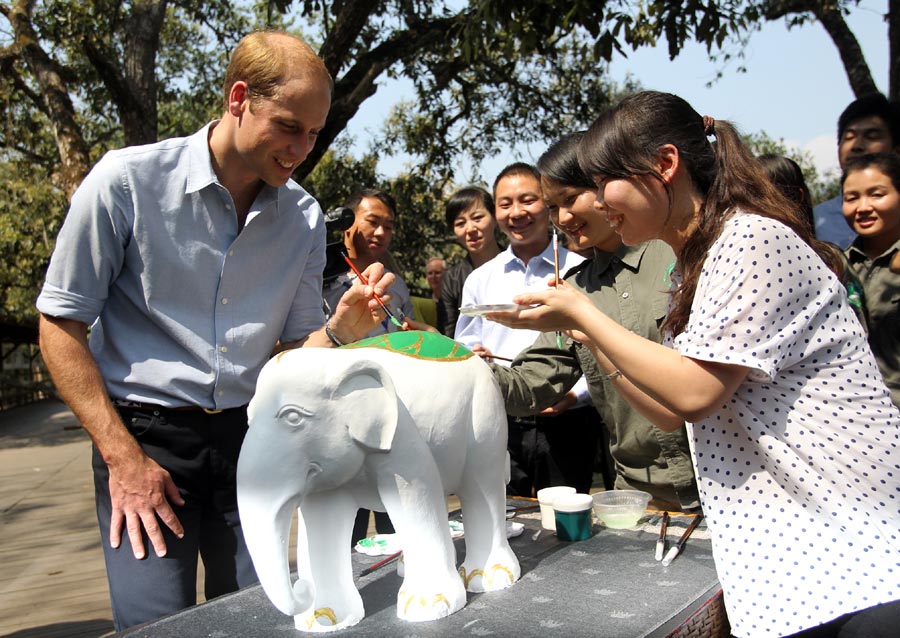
[237,332,521,632]
[459,554,520,592]
[396,574,467,622]
[294,604,363,633]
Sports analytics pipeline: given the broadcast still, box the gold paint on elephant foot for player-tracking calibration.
[460,563,519,592]
[396,588,462,622]
[294,606,361,633]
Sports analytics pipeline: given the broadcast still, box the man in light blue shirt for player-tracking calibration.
[36,31,394,631]
[813,93,899,248]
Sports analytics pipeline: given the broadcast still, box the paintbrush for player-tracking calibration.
[552,227,563,349]
[359,550,402,577]
[661,513,703,567]
[341,252,404,328]
[655,511,669,561]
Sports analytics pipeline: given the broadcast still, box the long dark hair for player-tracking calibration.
[757,154,815,230]
[578,91,840,336]
[537,131,594,189]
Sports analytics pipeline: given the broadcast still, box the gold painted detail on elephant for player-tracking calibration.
[398,590,451,615]
[459,566,483,587]
[460,564,515,588]
[304,607,338,629]
[342,330,473,361]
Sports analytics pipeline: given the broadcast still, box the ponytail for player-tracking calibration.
[579,91,842,336]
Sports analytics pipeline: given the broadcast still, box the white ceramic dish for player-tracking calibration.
[458,304,527,317]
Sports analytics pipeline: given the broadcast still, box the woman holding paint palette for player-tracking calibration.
[491,131,699,512]
[489,92,900,637]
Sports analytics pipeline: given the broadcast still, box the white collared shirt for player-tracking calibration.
[455,242,584,364]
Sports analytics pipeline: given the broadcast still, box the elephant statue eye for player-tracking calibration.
[276,405,312,428]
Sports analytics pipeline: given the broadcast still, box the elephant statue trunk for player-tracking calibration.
[237,444,315,616]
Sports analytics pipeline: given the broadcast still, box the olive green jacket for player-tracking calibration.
[493,240,700,510]
[845,236,900,409]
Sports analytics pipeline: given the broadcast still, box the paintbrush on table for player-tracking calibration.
[341,252,404,329]
[661,513,703,567]
[359,550,402,577]
[655,511,669,561]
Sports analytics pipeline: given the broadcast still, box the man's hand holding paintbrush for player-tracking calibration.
[326,260,398,345]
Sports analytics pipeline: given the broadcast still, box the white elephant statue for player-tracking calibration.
[236,330,520,632]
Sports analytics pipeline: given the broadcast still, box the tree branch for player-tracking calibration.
[7,0,91,198]
[816,2,879,97]
[317,0,381,77]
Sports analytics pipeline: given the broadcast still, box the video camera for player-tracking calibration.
[323,206,355,284]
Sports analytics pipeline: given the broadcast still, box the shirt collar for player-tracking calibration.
[185,121,280,218]
[846,235,900,263]
[500,240,554,271]
[185,122,219,195]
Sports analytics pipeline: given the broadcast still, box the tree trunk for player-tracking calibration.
[889,0,898,100]
[7,0,91,199]
[816,3,879,98]
[83,0,167,146]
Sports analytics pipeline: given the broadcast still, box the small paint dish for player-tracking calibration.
[591,490,652,529]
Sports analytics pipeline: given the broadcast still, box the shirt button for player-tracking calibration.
[222,298,228,304]
[217,391,224,397]
[225,203,232,211]
[221,346,228,353]
[622,292,630,299]
[229,250,234,257]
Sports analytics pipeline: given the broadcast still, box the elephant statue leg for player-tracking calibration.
[456,390,521,592]
[293,491,364,632]
[374,444,467,622]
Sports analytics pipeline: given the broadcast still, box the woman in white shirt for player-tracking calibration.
[489,91,900,638]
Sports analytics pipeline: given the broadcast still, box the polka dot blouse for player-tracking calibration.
[670,213,900,637]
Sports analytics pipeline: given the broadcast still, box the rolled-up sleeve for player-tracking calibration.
[36,153,131,325]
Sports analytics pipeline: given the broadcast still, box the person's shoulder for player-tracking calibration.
[813,194,842,213]
[470,250,509,277]
[557,246,586,270]
[388,270,412,296]
[108,129,197,165]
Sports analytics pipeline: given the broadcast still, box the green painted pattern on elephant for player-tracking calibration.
[342,331,473,361]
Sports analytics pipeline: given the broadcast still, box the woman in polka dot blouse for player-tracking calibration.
[489,91,900,638]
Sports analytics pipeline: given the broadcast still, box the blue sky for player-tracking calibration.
[343,2,890,183]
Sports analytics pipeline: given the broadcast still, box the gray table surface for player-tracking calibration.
[116,504,719,638]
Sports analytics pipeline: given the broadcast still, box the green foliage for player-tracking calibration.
[0,162,67,326]
[303,139,380,212]
[743,131,841,205]
[0,0,886,326]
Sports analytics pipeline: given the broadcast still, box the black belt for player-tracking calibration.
[508,415,547,427]
[112,399,226,415]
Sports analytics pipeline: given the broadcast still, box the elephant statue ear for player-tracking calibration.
[332,360,399,452]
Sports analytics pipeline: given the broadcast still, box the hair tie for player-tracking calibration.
[702,115,716,137]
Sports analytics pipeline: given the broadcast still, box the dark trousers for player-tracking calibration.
[351,509,395,546]
[506,405,601,497]
[93,405,258,631]
[781,599,900,638]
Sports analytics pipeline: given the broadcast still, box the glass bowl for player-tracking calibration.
[591,490,652,529]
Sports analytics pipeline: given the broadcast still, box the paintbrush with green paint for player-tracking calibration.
[342,252,404,329]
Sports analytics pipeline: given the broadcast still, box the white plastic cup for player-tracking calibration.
[536,486,576,530]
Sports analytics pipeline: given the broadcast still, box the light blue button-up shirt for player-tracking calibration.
[37,123,327,409]
[813,195,857,249]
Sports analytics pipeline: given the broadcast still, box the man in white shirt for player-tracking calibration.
[456,163,597,496]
